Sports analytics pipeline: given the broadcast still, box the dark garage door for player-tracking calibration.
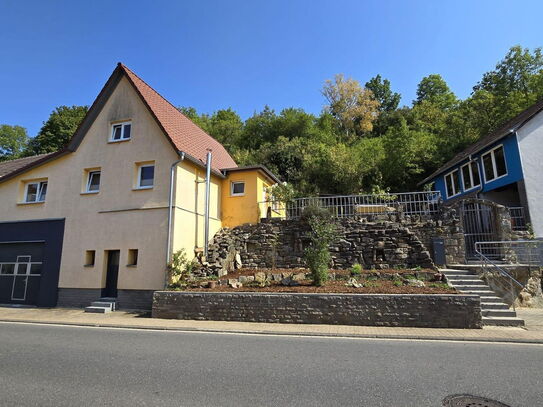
[0,219,65,307]
[0,242,44,305]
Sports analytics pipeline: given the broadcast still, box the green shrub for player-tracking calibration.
[393,279,403,287]
[167,249,197,287]
[350,263,363,276]
[302,205,338,286]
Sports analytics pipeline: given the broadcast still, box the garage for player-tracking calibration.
[0,219,65,307]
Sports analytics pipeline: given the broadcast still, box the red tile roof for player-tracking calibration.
[119,64,237,171]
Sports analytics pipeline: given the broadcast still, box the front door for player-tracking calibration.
[103,250,120,298]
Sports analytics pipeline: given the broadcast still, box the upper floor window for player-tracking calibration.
[231,181,245,196]
[86,170,101,193]
[25,180,48,203]
[461,161,480,191]
[110,121,131,142]
[444,170,460,198]
[482,145,507,182]
[136,163,154,189]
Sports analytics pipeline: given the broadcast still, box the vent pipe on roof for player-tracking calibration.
[204,150,212,260]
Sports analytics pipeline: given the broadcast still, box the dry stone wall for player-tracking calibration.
[203,211,465,276]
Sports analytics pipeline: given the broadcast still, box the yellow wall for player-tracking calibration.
[221,170,278,228]
[171,160,222,255]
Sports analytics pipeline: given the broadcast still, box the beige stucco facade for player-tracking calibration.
[0,69,280,305]
[0,77,223,291]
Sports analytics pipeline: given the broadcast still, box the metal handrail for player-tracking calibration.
[474,240,542,310]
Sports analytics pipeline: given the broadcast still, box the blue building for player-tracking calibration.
[419,99,543,237]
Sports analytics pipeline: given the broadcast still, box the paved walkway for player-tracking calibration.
[1,306,543,344]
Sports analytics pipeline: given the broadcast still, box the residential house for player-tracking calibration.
[419,99,543,238]
[0,63,279,309]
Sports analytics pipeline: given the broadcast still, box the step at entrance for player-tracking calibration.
[84,297,117,313]
[441,269,524,327]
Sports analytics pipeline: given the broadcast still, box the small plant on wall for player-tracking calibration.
[167,249,196,287]
[302,205,338,286]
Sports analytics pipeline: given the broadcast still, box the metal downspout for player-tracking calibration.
[167,152,185,269]
[204,150,212,259]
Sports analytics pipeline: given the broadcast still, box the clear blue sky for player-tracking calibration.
[1,0,542,137]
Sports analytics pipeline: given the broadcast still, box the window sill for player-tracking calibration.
[126,264,138,268]
[108,138,131,144]
[81,191,99,195]
[230,194,245,197]
[133,186,154,191]
[484,173,508,184]
[17,201,45,206]
[83,264,95,268]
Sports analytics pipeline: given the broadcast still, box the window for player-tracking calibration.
[482,145,507,182]
[110,121,132,142]
[461,161,481,191]
[84,250,95,267]
[231,181,245,196]
[137,164,154,189]
[444,170,460,198]
[127,249,138,266]
[86,170,101,193]
[24,181,48,203]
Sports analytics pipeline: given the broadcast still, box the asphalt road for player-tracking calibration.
[0,322,541,407]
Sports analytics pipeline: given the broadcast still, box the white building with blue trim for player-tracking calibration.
[419,99,543,237]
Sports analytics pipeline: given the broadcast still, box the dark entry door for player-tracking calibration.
[103,250,120,298]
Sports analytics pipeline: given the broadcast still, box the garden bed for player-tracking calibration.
[171,267,456,295]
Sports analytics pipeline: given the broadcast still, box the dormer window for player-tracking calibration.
[110,121,131,142]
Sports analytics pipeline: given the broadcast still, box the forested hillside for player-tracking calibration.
[2,46,543,196]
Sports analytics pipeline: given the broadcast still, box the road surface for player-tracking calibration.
[0,322,541,406]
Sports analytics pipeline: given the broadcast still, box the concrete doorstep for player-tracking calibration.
[1,307,543,344]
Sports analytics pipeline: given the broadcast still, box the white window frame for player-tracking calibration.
[230,181,245,196]
[460,161,481,192]
[136,164,155,189]
[85,170,101,193]
[24,180,48,203]
[444,169,460,199]
[481,144,508,183]
[109,121,132,142]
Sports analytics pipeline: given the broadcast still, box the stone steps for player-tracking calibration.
[84,298,117,314]
[441,269,524,327]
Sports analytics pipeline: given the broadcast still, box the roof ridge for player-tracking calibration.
[118,63,226,150]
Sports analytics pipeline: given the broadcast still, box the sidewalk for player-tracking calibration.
[1,306,543,344]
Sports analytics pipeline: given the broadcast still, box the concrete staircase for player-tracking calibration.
[84,297,117,314]
[441,269,524,327]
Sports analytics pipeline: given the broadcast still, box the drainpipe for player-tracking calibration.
[204,150,212,259]
[167,151,185,267]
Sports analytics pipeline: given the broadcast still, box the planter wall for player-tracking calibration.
[152,291,482,329]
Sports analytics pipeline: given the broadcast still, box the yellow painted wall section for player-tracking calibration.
[221,170,279,228]
[171,160,222,256]
[0,76,180,290]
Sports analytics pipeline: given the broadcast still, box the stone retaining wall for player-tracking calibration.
[152,291,482,329]
[203,213,465,276]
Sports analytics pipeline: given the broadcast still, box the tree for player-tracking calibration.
[365,74,401,112]
[414,74,457,110]
[322,74,380,138]
[207,108,243,150]
[26,105,88,155]
[0,124,29,161]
